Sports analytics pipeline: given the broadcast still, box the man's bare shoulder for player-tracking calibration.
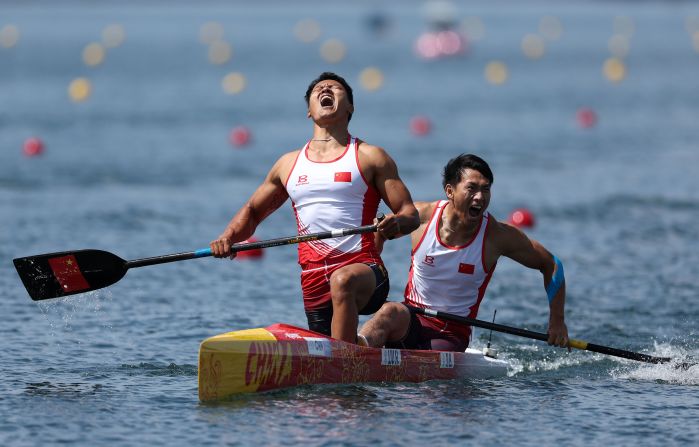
[416,201,439,223]
[268,149,302,182]
[279,148,302,163]
[487,214,530,249]
[486,213,507,236]
[357,141,391,163]
[356,140,382,152]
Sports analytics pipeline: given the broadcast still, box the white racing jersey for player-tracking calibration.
[405,200,495,318]
[285,136,381,267]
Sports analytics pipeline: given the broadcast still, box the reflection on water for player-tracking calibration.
[120,362,197,377]
[24,381,104,398]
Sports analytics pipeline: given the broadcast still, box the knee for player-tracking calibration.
[370,303,410,340]
[329,270,361,297]
[376,302,408,322]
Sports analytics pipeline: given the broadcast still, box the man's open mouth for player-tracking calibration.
[468,205,482,217]
[320,94,334,107]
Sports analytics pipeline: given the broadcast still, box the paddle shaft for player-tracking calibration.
[407,306,673,365]
[126,221,381,269]
[14,216,384,301]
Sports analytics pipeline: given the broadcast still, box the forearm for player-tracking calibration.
[375,161,418,238]
[500,227,569,346]
[549,284,566,321]
[543,256,568,347]
[374,232,386,254]
[543,254,566,322]
[375,205,418,242]
[394,205,419,235]
[220,203,260,242]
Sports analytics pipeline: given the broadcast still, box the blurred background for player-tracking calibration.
[1,0,699,445]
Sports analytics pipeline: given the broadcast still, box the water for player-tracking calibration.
[2,1,699,445]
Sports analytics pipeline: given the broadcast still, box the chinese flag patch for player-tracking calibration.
[458,263,475,274]
[48,255,90,293]
[334,172,351,182]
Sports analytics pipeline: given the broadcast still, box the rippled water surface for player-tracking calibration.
[2,1,699,446]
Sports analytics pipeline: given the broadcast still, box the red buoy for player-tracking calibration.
[576,107,597,129]
[415,32,440,59]
[23,137,45,157]
[509,208,535,228]
[410,116,432,136]
[229,126,251,147]
[236,236,264,259]
[414,31,467,59]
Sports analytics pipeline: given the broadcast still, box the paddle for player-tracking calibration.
[14,216,384,301]
[407,305,694,369]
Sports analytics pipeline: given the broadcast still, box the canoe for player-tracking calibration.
[198,323,508,401]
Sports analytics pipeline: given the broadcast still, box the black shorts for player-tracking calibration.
[385,305,470,352]
[305,263,389,336]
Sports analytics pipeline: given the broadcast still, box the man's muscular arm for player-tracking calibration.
[210,152,295,258]
[374,201,434,254]
[361,145,419,240]
[491,220,569,348]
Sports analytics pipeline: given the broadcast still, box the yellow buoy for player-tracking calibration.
[359,67,384,91]
[293,19,321,43]
[208,40,232,65]
[539,16,563,41]
[603,57,626,83]
[320,39,346,63]
[522,34,545,59]
[68,78,92,102]
[83,42,106,67]
[222,72,246,94]
[608,34,630,58]
[485,61,508,85]
[613,16,635,37]
[102,24,125,48]
[200,22,224,45]
[0,24,20,48]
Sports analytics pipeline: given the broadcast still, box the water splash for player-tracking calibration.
[614,343,699,386]
[484,342,600,376]
[34,291,116,354]
[473,335,699,383]
[35,290,114,329]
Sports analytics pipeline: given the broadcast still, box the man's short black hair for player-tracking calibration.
[442,154,494,188]
[304,72,354,122]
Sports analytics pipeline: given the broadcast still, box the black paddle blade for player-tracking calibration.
[13,249,128,301]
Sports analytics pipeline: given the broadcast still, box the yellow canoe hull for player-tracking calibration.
[199,323,508,401]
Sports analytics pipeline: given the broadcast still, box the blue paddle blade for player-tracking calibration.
[13,249,128,301]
